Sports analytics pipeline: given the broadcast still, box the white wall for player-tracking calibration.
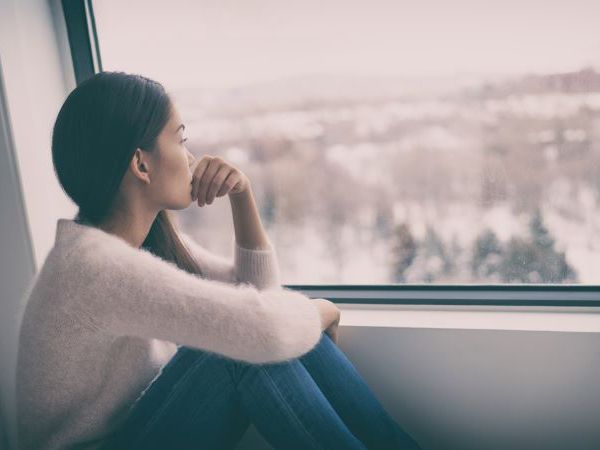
[0,0,77,265]
[0,0,76,448]
[339,325,600,450]
[0,59,36,450]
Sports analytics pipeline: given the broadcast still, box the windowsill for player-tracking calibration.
[338,303,600,333]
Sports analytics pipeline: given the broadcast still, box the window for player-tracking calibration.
[92,0,600,285]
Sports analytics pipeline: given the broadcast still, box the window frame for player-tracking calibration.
[63,0,600,307]
[61,0,102,85]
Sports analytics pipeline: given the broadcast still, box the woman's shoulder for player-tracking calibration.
[19,241,95,332]
[54,218,161,270]
[21,221,169,327]
[25,220,151,307]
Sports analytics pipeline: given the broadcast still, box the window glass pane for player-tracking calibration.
[93,0,600,284]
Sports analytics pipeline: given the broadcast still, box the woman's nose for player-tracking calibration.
[186,150,195,166]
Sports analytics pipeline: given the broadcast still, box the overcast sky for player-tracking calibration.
[93,0,600,90]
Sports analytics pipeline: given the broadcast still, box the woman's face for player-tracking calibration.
[145,104,196,210]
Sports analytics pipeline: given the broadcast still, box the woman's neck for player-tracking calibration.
[97,206,159,249]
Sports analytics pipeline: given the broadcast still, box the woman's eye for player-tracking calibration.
[181,137,188,144]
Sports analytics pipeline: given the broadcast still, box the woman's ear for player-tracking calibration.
[130,148,151,184]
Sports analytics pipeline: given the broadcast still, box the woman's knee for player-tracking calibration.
[174,345,246,381]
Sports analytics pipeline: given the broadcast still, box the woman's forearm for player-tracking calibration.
[228,185,271,250]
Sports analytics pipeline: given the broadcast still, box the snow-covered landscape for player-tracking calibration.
[171,68,600,284]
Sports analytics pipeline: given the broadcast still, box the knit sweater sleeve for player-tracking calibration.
[178,231,281,290]
[71,236,323,364]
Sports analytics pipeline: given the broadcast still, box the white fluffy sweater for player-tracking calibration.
[16,217,322,450]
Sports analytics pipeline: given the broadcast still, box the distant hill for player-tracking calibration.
[171,67,600,116]
[171,72,488,115]
[467,67,600,98]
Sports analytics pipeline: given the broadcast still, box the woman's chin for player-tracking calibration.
[168,196,194,211]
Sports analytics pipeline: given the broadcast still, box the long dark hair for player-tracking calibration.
[51,71,202,276]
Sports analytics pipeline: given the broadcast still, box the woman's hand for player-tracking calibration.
[312,298,341,344]
[191,155,251,207]
[325,313,340,344]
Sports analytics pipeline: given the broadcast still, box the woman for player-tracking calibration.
[16,71,421,450]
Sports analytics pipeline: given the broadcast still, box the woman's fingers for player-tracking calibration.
[195,158,221,205]
[325,323,338,344]
[192,156,242,206]
[205,165,231,205]
[191,157,211,201]
[216,171,237,197]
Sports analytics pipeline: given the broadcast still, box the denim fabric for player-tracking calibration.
[100,332,421,450]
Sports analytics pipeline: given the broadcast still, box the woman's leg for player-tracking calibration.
[103,342,366,450]
[231,346,367,450]
[298,332,422,450]
[101,346,251,450]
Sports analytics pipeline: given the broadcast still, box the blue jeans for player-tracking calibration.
[101,332,421,449]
